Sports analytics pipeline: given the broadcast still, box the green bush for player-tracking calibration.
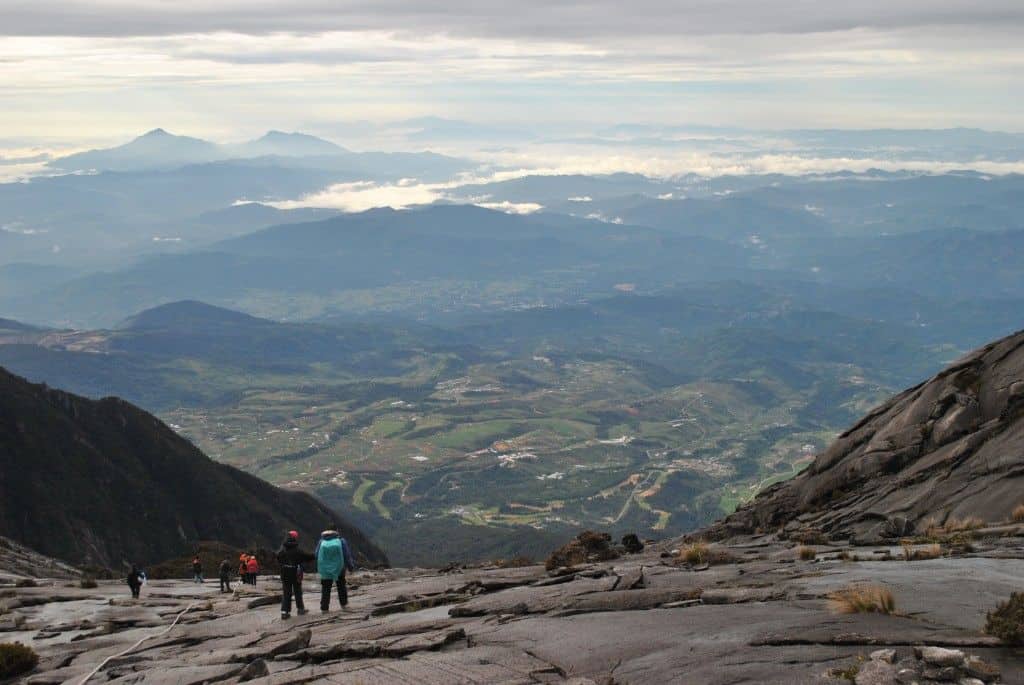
[985,592,1024,645]
[0,642,39,679]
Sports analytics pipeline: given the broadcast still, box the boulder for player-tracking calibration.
[237,659,269,682]
[915,646,965,667]
[855,660,898,685]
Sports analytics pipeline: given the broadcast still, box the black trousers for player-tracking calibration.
[128,582,140,598]
[281,570,304,614]
[321,576,348,610]
[219,575,231,592]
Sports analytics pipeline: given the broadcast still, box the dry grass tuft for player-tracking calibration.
[677,541,737,566]
[945,516,985,532]
[797,545,816,561]
[1012,504,1024,523]
[828,585,896,615]
[901,542,942,561]
[680,541,709,565]
[492,556,534,569]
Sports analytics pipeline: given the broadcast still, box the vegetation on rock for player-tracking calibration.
[985,592,1024,645]
[545,531,619,570]
[828,585,896,615]
[0,642,38,679]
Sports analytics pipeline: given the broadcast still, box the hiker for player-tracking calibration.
[219,559,232,593]
[315,529,356,612]
[239,554,249,585]
[192,556,204,583]
[127,564,143,599]
[246,553,260,586]
[276,530,315,619]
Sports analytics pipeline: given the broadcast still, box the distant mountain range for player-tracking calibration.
[50,128,349,172]
[0,366,386,568]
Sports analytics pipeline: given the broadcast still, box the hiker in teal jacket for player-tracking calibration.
[315,529,356,611]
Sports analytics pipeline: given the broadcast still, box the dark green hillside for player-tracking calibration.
[0,366,386,569]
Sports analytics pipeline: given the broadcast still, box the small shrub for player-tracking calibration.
[828,585,896,615]
[79,575,98,589]
[621,533,644,554]
[797,545,816,561]
[545,531,619,570]
[985,592,1024,645]
[1012,504,1024,523]
[0,642,39,679]
[14,578,37,588]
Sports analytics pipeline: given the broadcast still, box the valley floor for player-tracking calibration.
[4,532,1024,684]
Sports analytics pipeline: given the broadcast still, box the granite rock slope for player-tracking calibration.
[5,532,1023,684]
[704,329,1024,543]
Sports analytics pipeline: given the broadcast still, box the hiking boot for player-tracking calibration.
[281,612,291,620]
[297,608,308,616]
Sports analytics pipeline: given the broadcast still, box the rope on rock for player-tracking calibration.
[78,600,199,684]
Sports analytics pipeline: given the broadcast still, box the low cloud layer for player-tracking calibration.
[4,1,1022,39]
[1,2,1022,146]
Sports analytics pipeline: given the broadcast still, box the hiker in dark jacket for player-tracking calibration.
[192,556,204,583]
[315,529,356,612]
[127,565,143,599]
[218,559,232,593]
[276,530,315,619]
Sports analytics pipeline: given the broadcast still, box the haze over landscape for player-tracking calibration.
[1,3,1024,684]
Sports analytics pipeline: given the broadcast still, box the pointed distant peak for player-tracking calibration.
[141,128,171,138]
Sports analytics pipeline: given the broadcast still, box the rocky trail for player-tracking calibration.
[3,531,1023,684]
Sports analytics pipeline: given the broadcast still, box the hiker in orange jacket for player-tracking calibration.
[238,554,249,584]
[246,554,260,586]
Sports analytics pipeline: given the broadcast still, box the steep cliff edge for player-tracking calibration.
[0,366,386,568]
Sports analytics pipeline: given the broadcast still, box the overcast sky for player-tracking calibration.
[1,1,1023,145]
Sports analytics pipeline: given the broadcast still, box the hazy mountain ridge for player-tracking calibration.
[49,128,347,172]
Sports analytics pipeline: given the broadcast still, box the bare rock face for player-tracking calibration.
[0,536,79,581]
[703,329,1024,543]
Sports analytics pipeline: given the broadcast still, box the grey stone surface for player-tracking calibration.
[9,531,1024,685]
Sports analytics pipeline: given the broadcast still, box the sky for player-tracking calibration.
[2,0,1023,149]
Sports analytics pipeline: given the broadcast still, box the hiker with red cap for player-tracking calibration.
[246,553,260,586]
[276,530,315,619]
